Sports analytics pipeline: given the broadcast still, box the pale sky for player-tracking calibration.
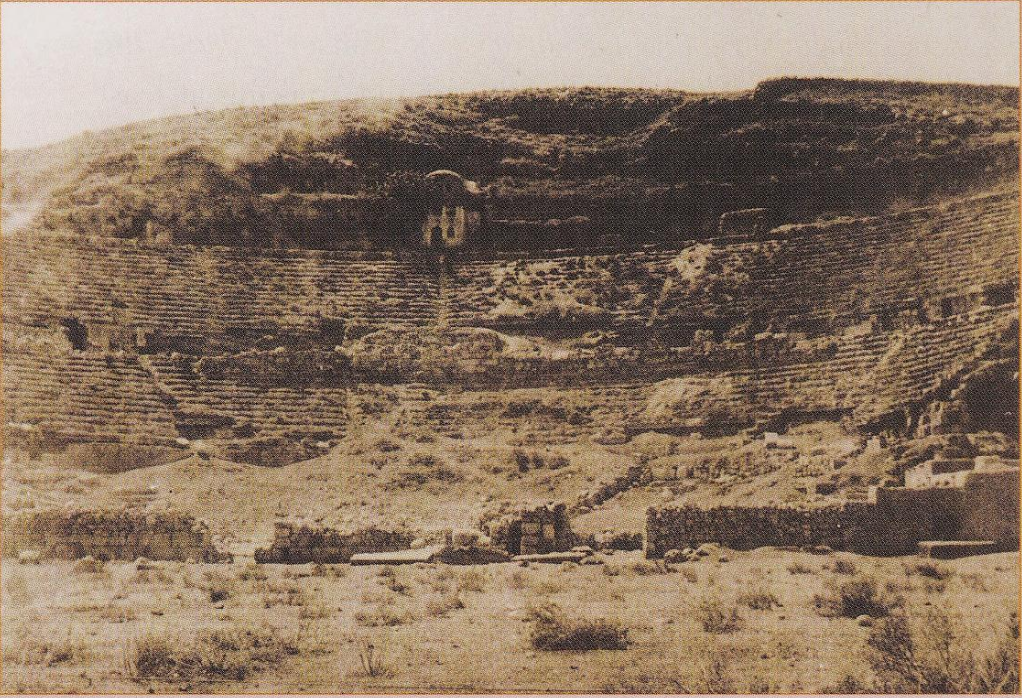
[2,1,1019,150]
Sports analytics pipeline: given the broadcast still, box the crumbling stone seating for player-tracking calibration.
[2,191,1018,455]
[2,349,180,447]
[2,236,440,341]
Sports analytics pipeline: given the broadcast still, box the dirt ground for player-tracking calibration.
[2,548,1017,694]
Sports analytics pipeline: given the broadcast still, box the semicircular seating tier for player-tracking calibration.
[3,190,1018,454]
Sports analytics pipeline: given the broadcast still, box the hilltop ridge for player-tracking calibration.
[3,78,1018,248]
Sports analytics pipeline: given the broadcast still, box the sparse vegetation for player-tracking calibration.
[355,640,394,678]
[905,560,953,581]
[124,626,299,684]
[526,603,629,651]
[694,596,743,633]
[814,575,898,619]
[737,588,781,611]
[787,561,814,575]
[830,558,857,575]
[866,609,1019,693]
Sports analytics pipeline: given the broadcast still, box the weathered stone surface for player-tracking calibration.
[350,545,445,565]
[1,509,229,563]
[254,523,413,564]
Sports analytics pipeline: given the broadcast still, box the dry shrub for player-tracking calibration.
[99,603,138,623]
[905,560,953,581]
[960,572,990,592]
[379,570,410,595]
[867,609,1019,693]
[457,569,487,593]
[131,566,174,585]
[298,604,332,620]
[625,560,670,576]
[813,575,898,619]
[425,592,465,617]
[787,561,814,575]
[830,558,857,575]
[694,596,743,633]
[386,453,463,489]
[10,633,89,666]
[511,448,570,473]
[260,579,309,608]
[526,603,628,651]
[237,563,268,582]
[355,639,394,678]
[737,588,780,611]
[201,570,235,603]
[354,604,415,627]
[124,626,299,683]
[72,556,105,574]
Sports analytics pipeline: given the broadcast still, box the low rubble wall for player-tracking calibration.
[644,479,1016,558]
[254,523,413,563]
[1,509,229,562]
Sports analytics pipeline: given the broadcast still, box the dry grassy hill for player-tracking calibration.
[3,78,1018,247]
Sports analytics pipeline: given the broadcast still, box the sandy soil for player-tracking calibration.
[2,549,1017,693]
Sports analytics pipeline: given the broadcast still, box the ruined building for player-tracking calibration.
[421,170,484,248]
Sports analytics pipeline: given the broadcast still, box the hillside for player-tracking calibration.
[3,78,1018,248]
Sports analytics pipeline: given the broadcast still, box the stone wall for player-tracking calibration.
[645,503,879,558]
[483,502,575,555]
[253,522,414,563]
[1,509,229,562]
[645,477,1018,558]
[958,470,1020,548]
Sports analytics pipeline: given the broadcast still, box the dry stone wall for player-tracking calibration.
[646,474,1020,557]
[253,522,414,563]
[1,509,229,562]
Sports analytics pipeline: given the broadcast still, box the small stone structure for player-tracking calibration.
[0,508,229,562]
[421,170,483,248]
[905,454,1016,488]
[645,467,1020,558]
[484,502,575,555]
[254,522,413,563]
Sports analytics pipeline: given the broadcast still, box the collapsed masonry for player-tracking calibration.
[645,466,1019,558]
[253,521,513,565]
[1,509,230,563]
[483,502,575,556]
[253,522,414,564]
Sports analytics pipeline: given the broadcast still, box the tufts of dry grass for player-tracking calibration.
[425,592,465,618]
[904,560,953,581]
[456,569,487,594]
[867,609,1019,693]
[814,575,899,619]
[71,556,105,574]
[737,588,781,611]
[830,558,858,575]
[694,595,743,633]
[355,639,394,678]
[123,626,299,684]
[787,561,814,575]
[526,603,628,651]
[354,606,416,627]
[8,632,90,667]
